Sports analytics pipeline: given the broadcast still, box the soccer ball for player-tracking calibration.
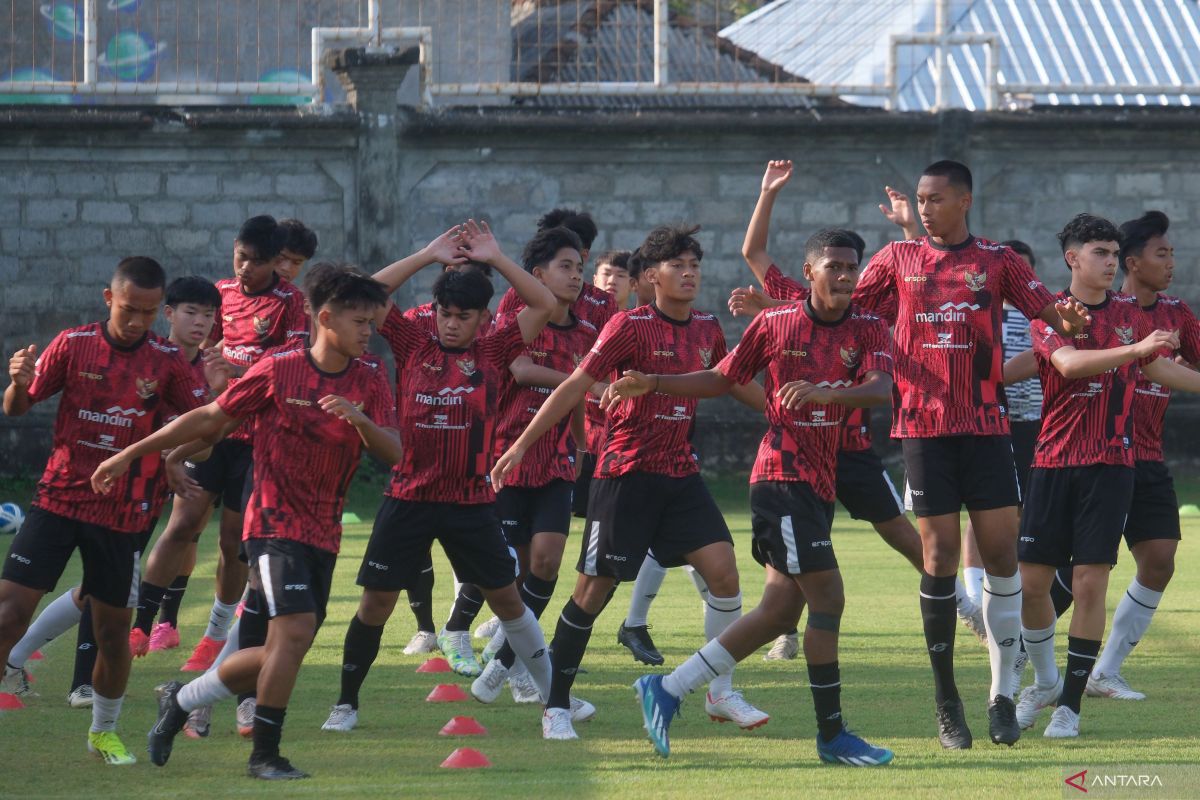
[0,503,24,535]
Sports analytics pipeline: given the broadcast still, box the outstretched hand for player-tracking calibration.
[459,219,501,265]
[425,224,468,267]
[728,285,769,318]
[1055,297,1092,335]
[878,185,918,237]
[599,370,655,411]
[761,160,793,194]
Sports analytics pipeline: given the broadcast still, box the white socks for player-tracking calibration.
[625,554,668,628]
[177,670,235,712]
[704,593,742,698]
[1095,579,1163,677]
[1022,622,1058,688]
[499,608,552,701]
[9,587,82,667]
[685,565,710,602]
[90,692,124,733]
[983,572,1023,699]
[964,567,986,606]
[663,639,737,699]
[203,596,239,641]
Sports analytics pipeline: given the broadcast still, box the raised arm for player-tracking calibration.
[3,344,37,417]
[370,225,467,325]
[741,160,793,286]
[1049,330,1178,380]
[491,367,597,489]
[460,220,555,344]
[728,286,791,318]
[878,185,921,240]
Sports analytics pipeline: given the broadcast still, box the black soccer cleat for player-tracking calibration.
[247,755,310,780]
[988,694,1020,746]
[617,623,664,666]
[935,699,973,749]
[147,680,189,766]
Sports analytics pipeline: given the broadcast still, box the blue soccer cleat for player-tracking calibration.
[634,674,681,758]
[816,728,895,766]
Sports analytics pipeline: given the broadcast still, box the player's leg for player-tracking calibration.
[134,495,213,654]
[401,552,437,655]
[961,524,986,605]
[69,599,97,707]
[151,538,199,652]
[4,585,83,694]
[618,552,668,665]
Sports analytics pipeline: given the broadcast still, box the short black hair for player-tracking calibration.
[302,262,388,312]
[1118,211,1170,273]
[236,215,286,262]
[433,269,494,312]
[112,256,166,291]
[595,250,632,271]
[522,226,584,273]
[449,259,493,278]
[166,276,221,309]
[805,228,863,264]
[278,218,319,259]
[640,224,704,265]
[538,208,598,250]
[626,248,646,280]
[1002,240,1036,268]
[1057,213,1121,254]
[921,160,973,192]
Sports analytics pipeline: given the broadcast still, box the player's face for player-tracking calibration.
[804,247,860,311]
[647,251,701,303]
[436,304,487,348]
[534,247,584,304]
[1129,233,1174,292]
[318,304,375,358]
[165,302,217,348]
[274,249,308,282]
[104,282,163,345]
[916,175,971,239]
[594,262,632,306]
[233,242,276,293]
[1067,240,1120,292]
[632,274,656,305]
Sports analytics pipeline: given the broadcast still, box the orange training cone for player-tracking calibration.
[440,747,492,768]
[440,716,487,736]
[416,657,452,673]
[426,683,468,702]
[0,693,24,710]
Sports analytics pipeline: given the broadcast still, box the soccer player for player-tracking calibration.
[851,160,1090,748]
[624,227,894,764]
[274,218,319,283]
[0,257,205,765]
[1012,213,1200,739]
[492,224,768,742]
[320,221,563,734]
[94,263,401,779]
[593,250,634,309]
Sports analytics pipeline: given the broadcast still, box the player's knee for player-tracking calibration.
[702,572,739,598]
[0,603,28,643]
[357,591,397,625]
[1138,560,1174,591]
[528,552,561,582]
[805,609,842,634]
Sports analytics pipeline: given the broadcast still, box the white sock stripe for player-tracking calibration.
[809,680,841,688]
[983,586,1022,598]
[1124,590,1158,610]
[1066,649,1098,660]
[558,613,592,631]
[919,591,957,600]
[257,555,278,618]
[521,586,555,601]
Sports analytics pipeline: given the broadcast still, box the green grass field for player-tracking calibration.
[2,476,1199,799]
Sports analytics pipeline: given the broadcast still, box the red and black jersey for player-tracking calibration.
[1132,294,1200,462]
[853,236,1054,438]
[403,301,439,335]
[216,348,397,554]
[380,305,527,504]
[1032,291,1159,469]
[579,304,727,478]
[493,313,599,487]
[25,323,206,533]
[717,301,893,501]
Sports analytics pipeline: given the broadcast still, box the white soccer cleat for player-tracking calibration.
[321,703,358,732]
[1015,676,1063,730]
[509,669,542,704]
[481,629,506,665]
[438,629,483,677]
[471,660,509,704]
[705,691,769,730]
[957,598,988,645]
[570,695,596,723]
[1086,672,1146,701]
[763,632,799,661]
[67,684,94,708]
[402,631,438,656]
[474,616,501,639]
[236,697,257,738]
[542,707,578,740]
[1043,705,1080,738]
[2,665,36,697]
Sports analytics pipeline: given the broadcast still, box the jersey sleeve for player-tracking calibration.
[216,357,275,420]
[164,353,207,416]
[715,313,771,385]
[763,263,810,302]
[284,293,310,343]
[1132,306,1169,367]
[578,313,636,382]
[859,317,894,376]
[480,316,527,372]
[496,287,522,316]
[1176,301,1200,366]
[852,244,897,316]
[1000,249,1055,320]
[364,363,399,430]
[379,304,426,363]
[1031,319,1072,362]
[26,331,70,403]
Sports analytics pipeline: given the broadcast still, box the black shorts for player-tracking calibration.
[1,507,143,608]
[1123,460,1182,545]
[835,448,905,523]
[1010,419,1041,497]
[245,537,337,624]
[578,472,733,581]
[1019,465,1135,567]
[186,438,253,512]
[360,498,517,592]
[496,480,573,546]
[902,435,1021,517]
[750,481,837,575]
[572,452,597,518]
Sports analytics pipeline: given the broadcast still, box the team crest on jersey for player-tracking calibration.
[456,358,476,377]
[1115,325,1135,345]
[135,377,159,399]
[698,348,713,368]
[839,345,860,368]
[252,315,271,336]
[964,270,987,292]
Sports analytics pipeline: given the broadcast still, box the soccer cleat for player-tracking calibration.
[148,623,181,652]
[1043,705,1080,738]
[180,635,223,672]
[247,754,310,780]
[87,731,137,766]
[1015,676,1063,730]
[634,674,681,757]
[935,699,973,749]
[705,691,769,730]
[236,697,257,738]
[816,728,894,766]
[321,704,358,732]
[480,630,505,665]
[987,695,1020,746]
[437,630,483,678]
[475,616,501,639]
[509,669,542,704]
[471,660,509,704]
[956,598,988,645]
[570,695,596,723]
[618,623,664,666]
[1086,672,1146,701]
[1006,648,1029,699]
[184,705,211,739]
[147,680,189,766]
[402,630,438,656]
[129,628,151,658]
[542,707,578,741]
[763,632,799,661]
[2,665,36,697]
[67,685,94,708]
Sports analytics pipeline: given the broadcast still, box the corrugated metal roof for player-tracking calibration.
[720,0,1200,110]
